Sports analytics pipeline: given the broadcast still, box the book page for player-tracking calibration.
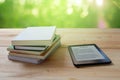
[71,45,105,61]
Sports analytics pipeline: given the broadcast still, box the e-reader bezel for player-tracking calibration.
[68,44,111,67]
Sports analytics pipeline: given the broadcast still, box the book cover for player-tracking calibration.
[12,26,56,46]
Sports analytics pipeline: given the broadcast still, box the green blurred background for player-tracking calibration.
[0,0,120,28]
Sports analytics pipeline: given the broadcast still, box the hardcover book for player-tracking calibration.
[13,45,48,51]
[12,26,56,46]
[8,55,43,64]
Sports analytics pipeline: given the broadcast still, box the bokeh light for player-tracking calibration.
[0,0,5,3]
[96,0,103,7]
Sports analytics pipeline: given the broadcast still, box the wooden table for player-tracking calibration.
[0,28,120,80]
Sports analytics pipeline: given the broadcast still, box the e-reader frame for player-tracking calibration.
[68,44,112,68]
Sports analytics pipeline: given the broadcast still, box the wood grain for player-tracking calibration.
[0,28,120,80]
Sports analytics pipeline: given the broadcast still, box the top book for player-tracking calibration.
[12,26,56,46]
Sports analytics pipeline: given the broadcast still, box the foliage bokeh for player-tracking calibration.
[0,0,120,28]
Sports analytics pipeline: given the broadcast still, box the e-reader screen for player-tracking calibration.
[71,45,105,61]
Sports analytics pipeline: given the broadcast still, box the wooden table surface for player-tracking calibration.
[0,28,120,80]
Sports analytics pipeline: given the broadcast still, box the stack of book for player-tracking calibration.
[7,26,61,64]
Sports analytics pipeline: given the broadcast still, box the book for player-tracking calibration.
[9,36,61,60]
[8,55,43,64]
[7,46,44,56]
[13,45,48,51]
[12,26,56,46]
[7,35,60,56]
